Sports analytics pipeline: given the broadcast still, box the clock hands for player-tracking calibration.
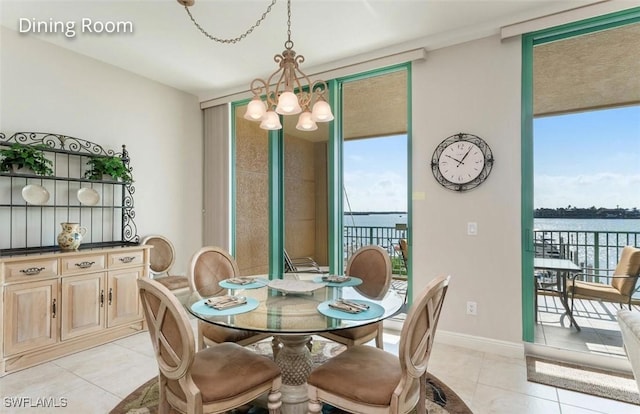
[445,154,463,164]
[445,147,472,167]
[457,147,473,167]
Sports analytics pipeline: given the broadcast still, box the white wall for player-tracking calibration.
[0,25,524,344]
[0,27,203,274]
[412,34,523,343]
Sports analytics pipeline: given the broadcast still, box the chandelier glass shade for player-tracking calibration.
[243,1,334,131]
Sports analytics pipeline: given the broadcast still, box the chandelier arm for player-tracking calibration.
[182,0,277,44]
[249,78,268,97]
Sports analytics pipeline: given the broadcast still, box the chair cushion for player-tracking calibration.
[307,345,401,406]
[155,275,189,291]
[611,247,640,294]
[166,342,280,402]
[200,321,262,343]
[569,280,630,302]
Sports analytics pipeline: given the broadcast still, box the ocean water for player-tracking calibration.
[344,213,407,228]
[343,213,640,233]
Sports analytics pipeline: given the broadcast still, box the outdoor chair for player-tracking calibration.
[319,245,392,349]
[307,275,450,414]
[398,238,409,272]
[140,235,190,298]
[138,278,282,414]
[283,249,327,273]
[187,246,271,351]
[567,246,640,317]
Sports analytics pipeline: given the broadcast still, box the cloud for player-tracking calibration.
[535,173,640,209]
[344,170,407,211]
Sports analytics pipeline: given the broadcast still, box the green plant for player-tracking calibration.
[0,144,54,176]
[84,156,133,182]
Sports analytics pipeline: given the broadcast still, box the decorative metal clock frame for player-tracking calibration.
[430,132,494,192]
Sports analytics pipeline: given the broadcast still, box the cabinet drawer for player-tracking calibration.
[61,254,106,275]
[108,251,144,268]
[4,258,59,283]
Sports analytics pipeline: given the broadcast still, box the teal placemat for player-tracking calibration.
[191,297,259,316]
[317,300,384,320]
[312,275,363,287]
[219,278,268,290]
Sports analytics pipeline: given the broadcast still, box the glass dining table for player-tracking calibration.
[185,273,403,414]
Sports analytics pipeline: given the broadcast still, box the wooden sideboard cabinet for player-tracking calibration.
[0,245,151,376]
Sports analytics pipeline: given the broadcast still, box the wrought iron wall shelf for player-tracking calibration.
[0,132,138,256]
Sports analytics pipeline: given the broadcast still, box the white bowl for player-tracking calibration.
[21,184,50,205]
[77,188,100,206]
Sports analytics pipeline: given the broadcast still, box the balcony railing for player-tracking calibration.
[534,229,640,275]
[343,225,640,283]
[344,224,408,275]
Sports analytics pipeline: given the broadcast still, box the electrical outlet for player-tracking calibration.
[466,301,477,315]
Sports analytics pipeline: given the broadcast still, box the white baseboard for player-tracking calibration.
[434,330,525,359]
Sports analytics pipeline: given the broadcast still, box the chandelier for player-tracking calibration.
[243,0,334,131]
[179,0,333,132]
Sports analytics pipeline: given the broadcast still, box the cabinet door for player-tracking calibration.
[107,268,142,327]
[4,279,59,356]
[61,273,106,341]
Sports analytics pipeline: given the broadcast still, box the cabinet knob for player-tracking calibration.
[75,261,95,269]
[119,256,135,264]
[20,267,45,276]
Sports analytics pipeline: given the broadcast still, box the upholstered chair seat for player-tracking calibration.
[141,235,190,296]
[138,278,282,414]
[165,343,281,402]
[308,275,451,414]
[567,246,640,314]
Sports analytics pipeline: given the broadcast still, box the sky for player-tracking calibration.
[534,105,640,210]
[343,135,407,212]
[343,106,640,212]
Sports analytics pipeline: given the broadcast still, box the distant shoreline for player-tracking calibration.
[343,210,640,219]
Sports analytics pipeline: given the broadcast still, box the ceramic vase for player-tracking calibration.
[57,222,87,251]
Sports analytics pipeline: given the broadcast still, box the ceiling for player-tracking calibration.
[0,0,612,100]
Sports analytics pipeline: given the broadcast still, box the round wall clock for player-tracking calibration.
[430,133,494,192]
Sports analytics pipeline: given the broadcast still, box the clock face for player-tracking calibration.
[431,133,494,192]
[437,141,484,184]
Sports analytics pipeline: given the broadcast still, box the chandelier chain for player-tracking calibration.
[183,0,277,44]
[286,0,292,44]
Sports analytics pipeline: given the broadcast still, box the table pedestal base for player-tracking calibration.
[274,335,313,414]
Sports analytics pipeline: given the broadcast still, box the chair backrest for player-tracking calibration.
[396,275,450,412]
[612,246,640,295]
[346,245,392,300]
[141,235,176,275]
[284,249,296,272]
[399,239,409,263]
[138,278,195,381]
[188,246,240,297]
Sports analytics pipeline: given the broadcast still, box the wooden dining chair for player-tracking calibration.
[319,245,392,349]
[307,274,450,414]
[187,246,271,350]
[141,235,190,297]
[138,278,282,414]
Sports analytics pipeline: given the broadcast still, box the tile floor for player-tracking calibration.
[1,315,639,414]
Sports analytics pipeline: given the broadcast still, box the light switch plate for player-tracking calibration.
[467,222,478,236]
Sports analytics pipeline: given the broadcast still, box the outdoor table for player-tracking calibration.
[534,258,582,330]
